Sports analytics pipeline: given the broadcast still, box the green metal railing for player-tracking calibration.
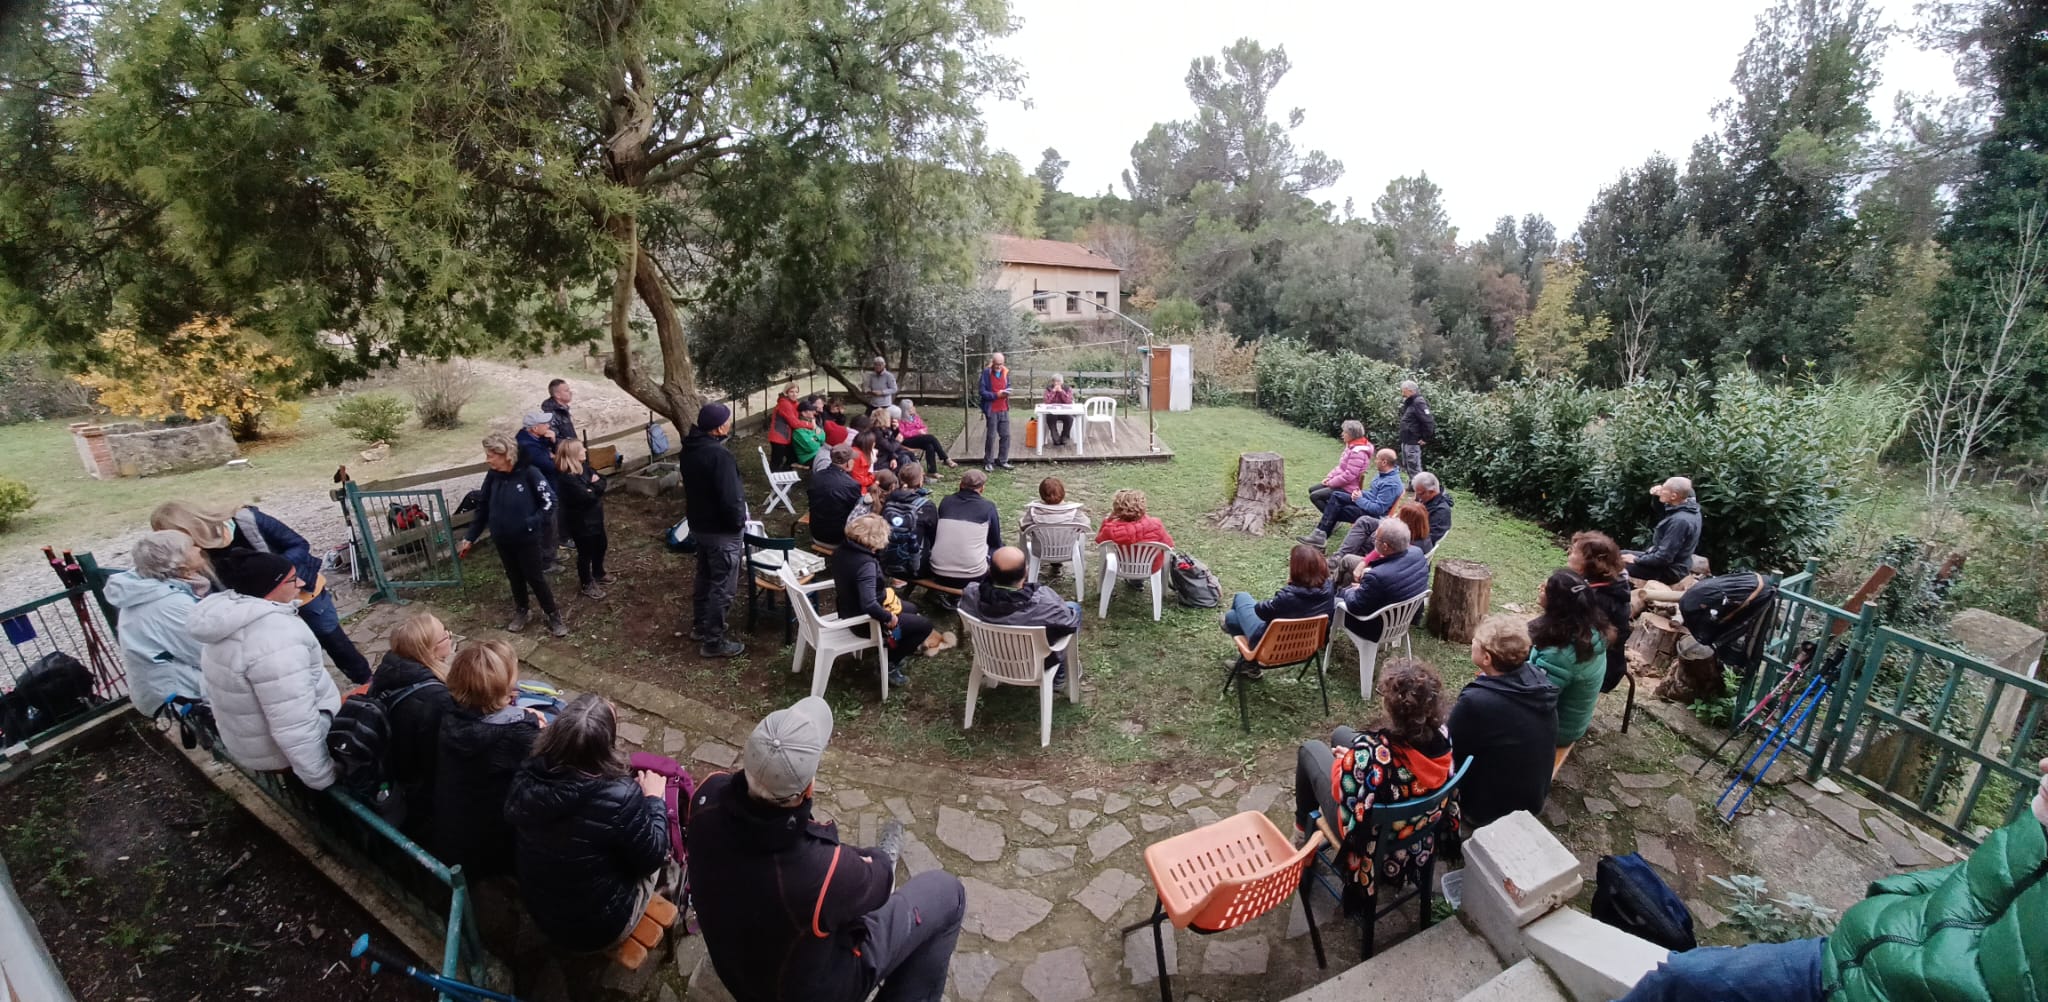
[343,483,463,605]
[1,555,126,739]
[1728,568,1877,776]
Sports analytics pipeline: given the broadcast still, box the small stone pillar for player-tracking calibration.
[70,422,117,480]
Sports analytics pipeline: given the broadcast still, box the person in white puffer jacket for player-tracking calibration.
[188,551,341,789]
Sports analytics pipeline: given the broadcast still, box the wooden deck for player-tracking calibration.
[948,413,1172,465]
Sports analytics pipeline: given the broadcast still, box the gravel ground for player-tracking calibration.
[0,359,651,611]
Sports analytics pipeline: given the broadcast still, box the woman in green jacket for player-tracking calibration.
[1617,758,2048,1002]
[1528,569,1609,776]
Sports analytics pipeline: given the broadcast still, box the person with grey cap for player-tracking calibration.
[1624,476,1703,586]
[862,356,898,412]
[516,408,563,570]
[677,401,748,657]
[688,697,965,1002]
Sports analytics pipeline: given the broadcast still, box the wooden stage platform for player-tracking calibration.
[948,413,1172,465]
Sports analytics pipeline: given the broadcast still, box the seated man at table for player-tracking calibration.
[1041,374,1076,446]
[1299,449,1403,550]
[962,546,1082,688]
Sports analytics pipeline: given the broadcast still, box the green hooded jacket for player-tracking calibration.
[1532,633,1605,745]
[1822,810,2047,1002]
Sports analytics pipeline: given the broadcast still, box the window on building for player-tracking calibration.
[1066,291,1081,313]
[1033,285,1048,313]
[1094,291,1109,309]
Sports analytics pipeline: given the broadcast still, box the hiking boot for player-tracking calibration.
[506,609,532,633]
[876,820,906,872]
[983,463,994,473]
[887,667,910,689]
[998,462,1015,471]
[1296,529,1329,549]
[700,638,746,659]
[546,615,570,638]
[580,584,609,600]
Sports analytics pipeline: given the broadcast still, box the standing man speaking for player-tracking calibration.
[978,352,1014,472]
[1397,379,1435,477]
[679,402,748,659]
[862,356,898,413]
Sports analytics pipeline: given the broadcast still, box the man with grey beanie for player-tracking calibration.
[517,409,563,570]
[687,697,965,1002]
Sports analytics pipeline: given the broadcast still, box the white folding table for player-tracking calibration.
[1034,402,1089,456]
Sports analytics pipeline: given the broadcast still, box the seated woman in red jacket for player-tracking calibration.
[765,382,810,470]
[1095,489,1174,573]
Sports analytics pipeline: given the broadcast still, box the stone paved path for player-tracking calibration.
[343,602,1947,1001]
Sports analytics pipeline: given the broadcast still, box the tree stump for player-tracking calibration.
[1425,559,1493,643]
[1627,612,1681,674]
[1211,451,1288,535]
[1655,635,1726,703]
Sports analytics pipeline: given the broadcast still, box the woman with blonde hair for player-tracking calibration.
[766,382,810,471]
[368,612,456,839]
[104,529,214,713]
[455,432,566,637]
[553,438,611,600]
[1094,488,1174,573]
[151,498,372,684]
[433,640,544,878]
[830,514,942,689]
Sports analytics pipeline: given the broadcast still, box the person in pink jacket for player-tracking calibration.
[1310,420,1375,516]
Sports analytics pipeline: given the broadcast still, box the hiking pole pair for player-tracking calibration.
[350,934,524,1002]
[1712,642,1849,823]
[1694,639,1816,777]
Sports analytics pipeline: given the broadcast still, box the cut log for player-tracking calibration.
[1211,451,1289,535]
[1655,635,1726,704]
[1627,612,1681,674]
[1425,559,1493,643]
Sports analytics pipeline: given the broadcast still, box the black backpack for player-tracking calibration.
[1591,852,1697,952]
[325,681,437,824]
[881,494,930,578]
[1169,551,1222,608]
[1679,572,1778,670]
[0,652,97,746]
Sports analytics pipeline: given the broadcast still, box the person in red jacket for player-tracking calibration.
[766,383,809,471]
[1095,489,1174,573]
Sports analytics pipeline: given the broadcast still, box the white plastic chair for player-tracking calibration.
[960,612,1080,747]
[1084,396,1118,443]
[779,564,890,700]
[759,447,801,515]
[1340,589,1430,699]
[1098,540,1171,621]
[1426,528,1452,565]
[1023,522,1088,603]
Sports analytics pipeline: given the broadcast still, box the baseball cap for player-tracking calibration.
[1651,476,1694,499]
[521,410,550,429]
[743,696,834,801]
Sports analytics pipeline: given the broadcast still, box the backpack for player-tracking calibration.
[881,494,930,578]
[1591,852,1697,952]
[455,489,483,516]
[1679,573,1778,670]
[627,751,695,867]
[325,680,438,825]
[387,502,429,532]
[666,517,695,553]
[0,652,97,745]
[646,410,671,459]
[1169,551,1222,608]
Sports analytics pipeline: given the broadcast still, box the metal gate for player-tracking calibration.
[343,482,463,605]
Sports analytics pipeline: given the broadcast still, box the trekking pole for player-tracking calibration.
[1714,654,1841,823]
[1696,640,1815,777]
[349,935,524,1002]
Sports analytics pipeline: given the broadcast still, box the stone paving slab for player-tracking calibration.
[938,807,1008,863]
[1072,867,1147,922]
[959,876,1053,943]
[1022,946,1093,1002]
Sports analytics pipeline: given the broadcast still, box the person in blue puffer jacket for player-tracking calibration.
[105,530,214,714]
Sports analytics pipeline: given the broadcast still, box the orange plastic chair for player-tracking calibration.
[1127,810,1326,1002]
[1224,614,1331,733]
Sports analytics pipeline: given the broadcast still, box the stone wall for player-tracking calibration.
[70,417,239,479]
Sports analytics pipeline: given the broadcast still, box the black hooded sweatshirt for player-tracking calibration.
[1446,661,1559,829]
[686,770,893,1002]
[504,759,672,952]
[432,705,540,879]
[365,651,454,842]
[1633,498,1702,583]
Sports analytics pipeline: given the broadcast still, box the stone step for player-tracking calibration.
[1278,917,1503,1002]
[1457,958,1570,1002]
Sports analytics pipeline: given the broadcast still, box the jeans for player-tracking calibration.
[858,871,967,1002]
[1399,443,1422,477]
[1045,415,1072,444]
[982,410,1010,465]
[902,433,950,469]
[1293,726,1360,834]
[1618,937,1825,1002]
[692,532,744,643]
[298,591,371,684]
[1222,591,1268,648]
[1308,486,1337,513]
[572,529,609,585]
[1338,516,1383,558]
[496,534,559,618]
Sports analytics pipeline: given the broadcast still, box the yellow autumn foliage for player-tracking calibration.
[75,316,303,440]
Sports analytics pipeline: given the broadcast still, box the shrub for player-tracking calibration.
[409,361,480,429]
[74,316,303,440]
[0,476,35,530]
[1256,341,1866,571]
[331,392,412,444]
[1186,327,1259,405]
[1708,874,1838,943]
[1150,297,1202,334]
[0,354,94,424]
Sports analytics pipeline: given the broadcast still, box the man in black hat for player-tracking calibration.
[678,402,748,658]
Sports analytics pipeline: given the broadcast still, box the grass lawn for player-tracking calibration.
[0,385,519,553]
[435,404,1568,784]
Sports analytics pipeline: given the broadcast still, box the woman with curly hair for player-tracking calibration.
[1568,530,1633,694]
[1293,659,1456,914]
[1094,488,1174,574]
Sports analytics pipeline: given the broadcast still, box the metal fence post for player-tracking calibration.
[1813,605,1881,778]
[343,482,397,604]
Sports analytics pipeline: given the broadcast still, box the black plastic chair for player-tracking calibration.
[744,530,802,646]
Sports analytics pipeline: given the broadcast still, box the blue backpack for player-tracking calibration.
[1591,853,1696,951]
[646,410,671,458]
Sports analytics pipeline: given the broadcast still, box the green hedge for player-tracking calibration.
[1255,341,1875,571]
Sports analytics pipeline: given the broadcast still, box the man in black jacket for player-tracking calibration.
[962,546,1082,687]
[1414,472,1453,552]
[1625,476,1703,585]
[1447,614,1559,830]
[689,697,965,1002]
[679,403,748,658]
[808,446,864,547]
[1339,520,1430,642]
[541,378,577,442]
[1397,380,1436,477]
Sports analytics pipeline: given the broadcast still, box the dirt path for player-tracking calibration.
[0,359,644,611]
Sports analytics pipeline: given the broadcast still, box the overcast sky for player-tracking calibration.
[979,0,1965,238]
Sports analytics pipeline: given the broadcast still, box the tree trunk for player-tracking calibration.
[1425,559,1492,643]
[1628,612,1681,674]
[1656,634,1726,704]
[601,213,702,430]
[1211,452,1288,535]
